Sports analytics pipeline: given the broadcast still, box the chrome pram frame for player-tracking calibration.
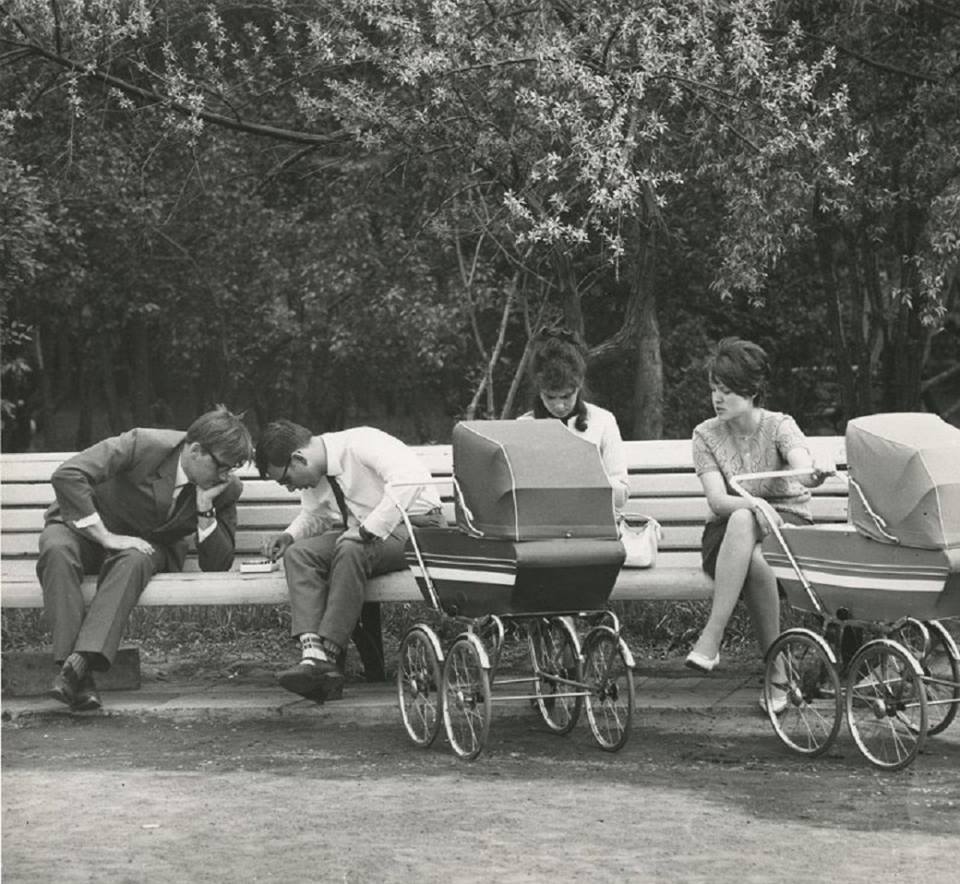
[386,480,636,761]
[730,469,960,771]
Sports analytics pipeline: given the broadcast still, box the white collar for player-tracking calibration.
[174,455,189,490]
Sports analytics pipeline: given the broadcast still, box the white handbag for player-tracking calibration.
[618,517,662,569]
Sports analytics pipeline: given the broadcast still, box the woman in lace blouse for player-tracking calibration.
[685,338,830,713]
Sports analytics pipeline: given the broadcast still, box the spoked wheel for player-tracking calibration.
[397,625,444,748]
[845,639,928,771]
[763,629,843,757]
[893,619,960,737]
[582,626,635,752]
[441,635,492,761]
[527,616,583,735]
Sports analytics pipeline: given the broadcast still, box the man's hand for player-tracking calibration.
[337,526,365,545]
[102,533,155,555]
[263,532,294,562]
[196,480,231,514]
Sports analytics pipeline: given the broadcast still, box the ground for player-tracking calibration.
[3,709,958,883]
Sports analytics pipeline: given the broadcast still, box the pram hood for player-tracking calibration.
[452,419,619,541]
[846,412,960,550]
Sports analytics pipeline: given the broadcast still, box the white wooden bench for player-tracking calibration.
[0,437,848,679]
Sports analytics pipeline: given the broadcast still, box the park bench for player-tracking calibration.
[0,436,848,683]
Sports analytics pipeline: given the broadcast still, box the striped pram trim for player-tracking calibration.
[404,551,517,587]
[765,551,947,596]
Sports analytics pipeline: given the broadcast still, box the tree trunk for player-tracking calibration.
[75,354,95,449]
[129,318,153,425]
[629,237,663,440]
[813,195,857,422]
[100,337,123,433]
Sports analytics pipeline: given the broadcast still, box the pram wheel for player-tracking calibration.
[764,629,842,757]
[442,634,492,760]
[892,619,960,737]
[845,639,928,771]
[582,626,634,752]
[397,626,444,748]
[527,617,583,734]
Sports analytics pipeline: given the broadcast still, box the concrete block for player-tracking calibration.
[1,647,141,696]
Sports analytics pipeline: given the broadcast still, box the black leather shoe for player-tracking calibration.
[48,662,82,707]
[73,671,102,712]
[277,660,345,703]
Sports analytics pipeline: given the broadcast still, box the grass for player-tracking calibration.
[2,599,782,681]
[6,602,956,683]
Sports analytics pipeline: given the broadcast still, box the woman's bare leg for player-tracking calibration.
[690,509,760,659]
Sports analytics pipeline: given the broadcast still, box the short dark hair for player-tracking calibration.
[184,405,253,466]
[706,337,770,402]
[255,420,313,478]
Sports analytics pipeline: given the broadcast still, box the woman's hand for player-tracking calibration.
[808,455,836,487]
[751,498,782,538]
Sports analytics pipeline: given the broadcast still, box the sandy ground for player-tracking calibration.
[3,710,959,883]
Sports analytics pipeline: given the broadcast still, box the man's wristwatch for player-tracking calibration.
[357,524,377,543]
[198,508,216,519]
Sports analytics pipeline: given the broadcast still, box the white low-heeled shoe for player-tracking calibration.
[684,649,720,673]
[759,691,789,715]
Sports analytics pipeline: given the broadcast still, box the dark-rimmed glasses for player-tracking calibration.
[206,448,240,476]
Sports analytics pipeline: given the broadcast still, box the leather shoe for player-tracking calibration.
[48,662,82,707]
[684,649,720,673]
[277,660,345,703]
[73,672,102,712]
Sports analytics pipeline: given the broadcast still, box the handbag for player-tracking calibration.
[618,516,662,568]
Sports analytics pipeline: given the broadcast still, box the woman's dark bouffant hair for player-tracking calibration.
[530,327,589,431]
[706,337,770,403]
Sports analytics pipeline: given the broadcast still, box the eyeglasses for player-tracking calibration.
[206,448,240,476]
[278,458,292,485]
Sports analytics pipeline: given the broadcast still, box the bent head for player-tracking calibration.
[183,406,253,488]
[255,419,323,490]
[530,328,587,422]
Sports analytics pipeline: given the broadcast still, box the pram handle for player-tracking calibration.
[383,479,452,612]
[729,468,827,616]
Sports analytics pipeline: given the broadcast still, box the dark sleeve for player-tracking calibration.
[51,430,138,523]
[197,475,243,572]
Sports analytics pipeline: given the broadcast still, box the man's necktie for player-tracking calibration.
[169,483,194,518]
[327,476,351,528]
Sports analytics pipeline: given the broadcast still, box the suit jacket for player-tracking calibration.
[43,428,242,572]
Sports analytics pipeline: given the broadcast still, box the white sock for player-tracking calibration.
[299,633,329,664]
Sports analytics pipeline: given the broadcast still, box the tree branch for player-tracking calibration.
[3,37,353,146]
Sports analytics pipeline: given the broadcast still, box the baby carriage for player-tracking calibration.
[389,420,636,760]
[732,413,960,771]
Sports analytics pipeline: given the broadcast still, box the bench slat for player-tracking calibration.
[0,495,851,540]
[0,550,711,607]
[1,437,847,611]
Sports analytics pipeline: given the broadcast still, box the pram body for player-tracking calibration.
[395,419,634,759]
[742,413,960,771]
[763,523,960,622]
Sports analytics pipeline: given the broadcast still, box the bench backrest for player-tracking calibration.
[0,436,848,572]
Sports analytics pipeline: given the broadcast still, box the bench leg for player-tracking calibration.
[351,602,386,682]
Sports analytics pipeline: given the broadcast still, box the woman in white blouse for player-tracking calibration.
[519,329,629,513]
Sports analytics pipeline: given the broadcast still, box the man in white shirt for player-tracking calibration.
[38,406,253,710]
[256,420,443,702]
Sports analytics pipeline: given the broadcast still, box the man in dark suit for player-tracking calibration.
[37,405,254,710]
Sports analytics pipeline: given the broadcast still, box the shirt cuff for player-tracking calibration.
[197,518,217,543]
[73,512,102,529]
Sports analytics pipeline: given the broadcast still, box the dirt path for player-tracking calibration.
[3,712,959,883]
